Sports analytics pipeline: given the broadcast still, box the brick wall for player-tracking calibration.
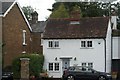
[31,33,43,54]
[2,3,31,67]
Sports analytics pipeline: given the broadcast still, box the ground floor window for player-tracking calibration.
[48,62,60,71]
[81,62,93,71]
[82,63,87,71]
[55,63,59,71]
[49,63,53,71]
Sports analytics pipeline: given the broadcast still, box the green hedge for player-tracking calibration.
[12,54,44,79]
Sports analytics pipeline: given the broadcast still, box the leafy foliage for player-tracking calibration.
[22,6,34,20]
[48,2,120,18]
[12,54,44,78]
[70,5,82,18]
[50,3,69,18]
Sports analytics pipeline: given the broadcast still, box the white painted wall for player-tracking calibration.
[112,37,120,59]
[43,39,106,78]
[105,20,112,73]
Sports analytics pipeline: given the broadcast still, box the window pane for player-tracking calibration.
[88,63,93,71]
[49,63,53,71]
[90,41,92,47]
[88,63,93,68]
[23,30,26,45]
[49,41,53,48]
[82,63,86,71]
[41,34,43,45]
[81,41,86,47]
[55,41,59,47]
[87,41,89,47]
[87,41,92,47]
[55,63,59,71]
[82,63,86,67]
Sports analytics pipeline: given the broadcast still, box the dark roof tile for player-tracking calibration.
[2,2,13,14]
[112,30,120,37]
[43,17,109,39]
[30,21,46,32]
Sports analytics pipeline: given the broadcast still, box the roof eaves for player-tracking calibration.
[3,0,32,32]
[43,37,106,39]
[16,1,32,32]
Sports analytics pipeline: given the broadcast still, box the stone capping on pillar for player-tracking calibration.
[20,58,30,61]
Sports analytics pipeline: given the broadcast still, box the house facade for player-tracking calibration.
[1,0,32,68]
[43,17,112,78]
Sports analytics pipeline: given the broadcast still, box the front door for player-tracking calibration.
[62,59,70,72]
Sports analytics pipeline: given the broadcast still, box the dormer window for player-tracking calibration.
[70,21,80,25]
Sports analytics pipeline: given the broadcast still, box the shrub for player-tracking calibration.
[12,54,44,79]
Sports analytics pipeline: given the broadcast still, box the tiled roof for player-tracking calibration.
[0,1,14,15]
[2,2,13,14]
[112,30,120,37]
[30,21,46,33]
[43,17,109,39]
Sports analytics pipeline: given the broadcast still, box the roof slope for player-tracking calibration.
[43,17,109,39]
[0,0,14,15]
[2,2,13,14]
[30,21,46,33]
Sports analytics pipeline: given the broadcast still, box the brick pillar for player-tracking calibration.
[20,58,30,80]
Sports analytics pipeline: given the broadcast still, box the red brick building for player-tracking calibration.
[1,0,32,67]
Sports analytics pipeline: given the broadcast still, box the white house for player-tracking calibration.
[43,17,112,78]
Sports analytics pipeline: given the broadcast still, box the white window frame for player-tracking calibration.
[81,40,93,48]
[48,62,60,72]
[22,51,26,54]
[48,41,59,48]
[70,21,80,24]
[22,30,27,45]
[41,33,43,46]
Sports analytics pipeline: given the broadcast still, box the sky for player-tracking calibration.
[17,0,55,21]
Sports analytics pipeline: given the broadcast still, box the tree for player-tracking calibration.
[50,3,69,18]
[117,3,120,30]
[22,6,34,20]
[48,2,116,18]
[70,5,83,18]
